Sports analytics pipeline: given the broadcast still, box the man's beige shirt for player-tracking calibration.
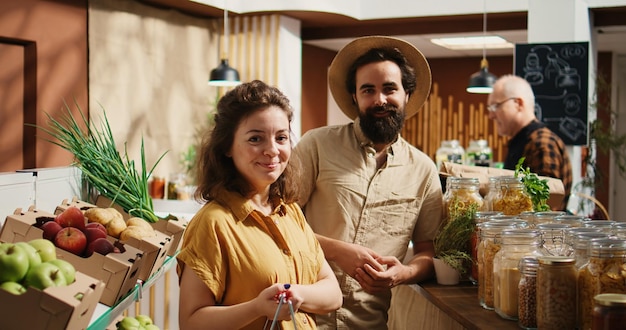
[294,119,444,329]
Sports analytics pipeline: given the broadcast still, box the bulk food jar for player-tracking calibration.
[471,211,503,284]
[592,293,626,330]
[578,238,626,330]
[477,221,523,310]
[435,140,465,170]
[493,228,542,320]
[536,256,577,329]
[518,256,539,329]
[443,177,484,220]
[492,176,533,215]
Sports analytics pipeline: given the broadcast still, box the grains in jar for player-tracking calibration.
[493,229,542,320]
[536,256,577,329]
[478,221,519,310]
[518,257,538,329]
[578,239,626,330]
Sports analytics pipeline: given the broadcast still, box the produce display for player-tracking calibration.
[116,315,160,330]
[0,239,76,294]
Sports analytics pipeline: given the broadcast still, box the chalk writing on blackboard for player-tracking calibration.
[515,42,589,145]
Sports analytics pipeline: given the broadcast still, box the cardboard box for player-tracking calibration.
[64,196,174,281]
[0,207,144,306]
[0,271,105,330]
[439,162,566,210]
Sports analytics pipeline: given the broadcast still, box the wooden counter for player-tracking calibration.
[388,281,519,330]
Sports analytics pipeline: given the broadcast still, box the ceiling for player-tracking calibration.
[139,1,626,59]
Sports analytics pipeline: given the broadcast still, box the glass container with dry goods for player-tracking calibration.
[533,211,566,227]
[465,139,493,167]
[492,176,533,215]
[493,229,542,320]
[435,139,465,170]
[477,221,520,310]
[578,238,626,330]
[571,232,610,268]
[613,222,626,239]
[583,220,617,234]
[483,176,500,212]
[592,293,626,330]
[519,211,536,228]
[443,177,484,220]
[537,223,572,256]
[518,256,539,330]
[536,256,577,329]
[471,211,503,284]
[553,214,588,228]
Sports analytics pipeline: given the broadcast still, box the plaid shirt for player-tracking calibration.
[504,121,573,211]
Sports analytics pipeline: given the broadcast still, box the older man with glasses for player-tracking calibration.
[487,74,572,211]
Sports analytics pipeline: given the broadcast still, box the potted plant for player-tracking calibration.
[433,195,479,285]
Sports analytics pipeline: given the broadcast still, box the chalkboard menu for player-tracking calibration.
[514,42,589,145]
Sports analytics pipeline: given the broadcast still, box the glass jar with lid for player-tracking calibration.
[435,140,465,170]
[593,293,626,330]
[492,176,533,215]
[483,176,500,211]
[533,211,566,227]
[571,232,611,269]
[493,229,542,320]
[613,222,626,239]
[518,256,539,329]
[578,238,626,330]
[477,221,521,310]
[470,211,503,285]
[465,139,493,167]
[553,214,587,228]
[583,220,617,234]
[537,223,572,256]
[536,256,577,329]
[443,177,484,221]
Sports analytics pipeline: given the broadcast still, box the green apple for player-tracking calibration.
[28,238,57,262]
[23,262,66,290]
[144,324,160,330]
[116,316,142,330]
[47,259,76,284]
[15,241,42,269]
[135,314,153,326]
[0,243,30,283]
[0,281,27,295]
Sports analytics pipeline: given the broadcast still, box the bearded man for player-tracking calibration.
[294,36,444,330]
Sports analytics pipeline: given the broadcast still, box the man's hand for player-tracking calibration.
[318,235,385,278]
[354,256,405,294]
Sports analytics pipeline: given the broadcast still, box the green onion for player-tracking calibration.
[32,101,167,222]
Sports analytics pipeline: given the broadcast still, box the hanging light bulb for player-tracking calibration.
[209,6,241,86]
[466,0,497,94]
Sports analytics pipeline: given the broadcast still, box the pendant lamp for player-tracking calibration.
[209,7,241,86]
[466,0,497,94]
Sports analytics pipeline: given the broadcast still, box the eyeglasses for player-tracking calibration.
[487,97,517,112]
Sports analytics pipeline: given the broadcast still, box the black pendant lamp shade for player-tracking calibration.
[208,7,241,87]
[466,59,497,94]
[209,59,241,86]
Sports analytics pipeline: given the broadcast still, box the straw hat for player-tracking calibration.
[328,36,432,120]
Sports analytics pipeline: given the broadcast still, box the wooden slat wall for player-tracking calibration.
[403,82,509,163]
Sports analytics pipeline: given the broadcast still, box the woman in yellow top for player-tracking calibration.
[177,80,342,330]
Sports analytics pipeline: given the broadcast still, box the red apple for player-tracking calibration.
[55,206,86,230]
[83,223,107,244]
[54,227,87,256]
[85,238,115,257]
[41,221,63,242]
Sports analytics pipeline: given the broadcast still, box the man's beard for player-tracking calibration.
[358,104,406,144]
